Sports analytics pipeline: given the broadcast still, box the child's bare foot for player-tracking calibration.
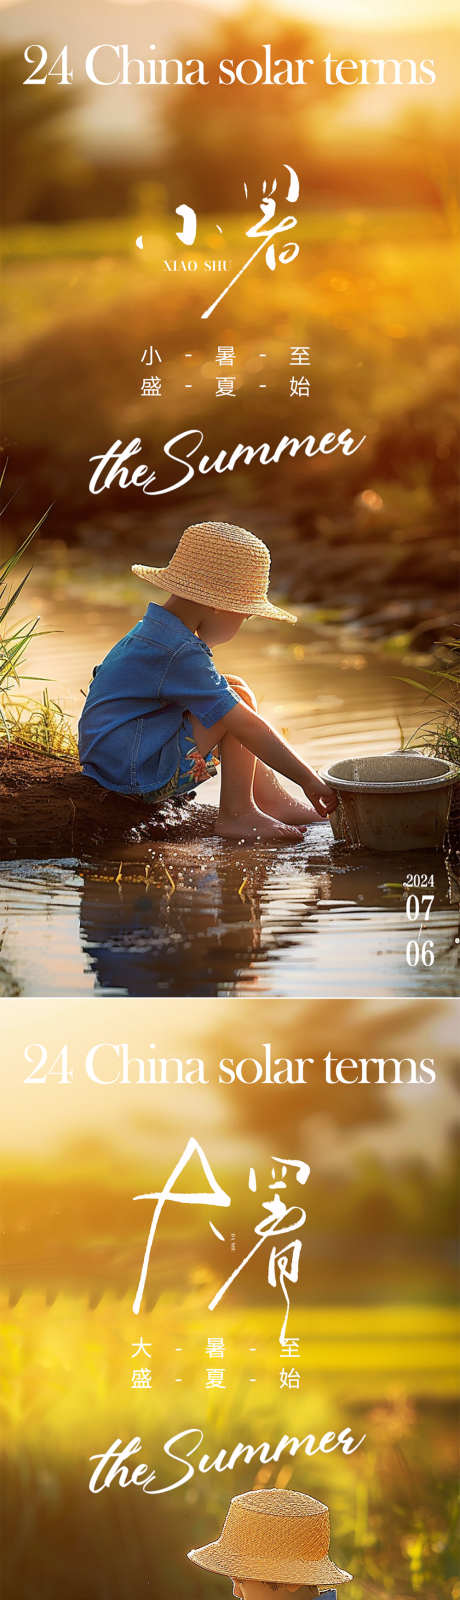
[216,806,303,843]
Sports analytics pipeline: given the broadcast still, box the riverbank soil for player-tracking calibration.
[0,742,215,859]
[0,740,459,861]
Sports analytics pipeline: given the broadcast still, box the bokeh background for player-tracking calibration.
[1,9,459,1587]
[2,997,459,1598]
[1,0,459,632]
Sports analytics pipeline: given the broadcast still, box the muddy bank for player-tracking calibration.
[1,740,458,862]
[0,741,215,860]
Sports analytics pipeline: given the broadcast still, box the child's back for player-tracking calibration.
[78,600,238,798]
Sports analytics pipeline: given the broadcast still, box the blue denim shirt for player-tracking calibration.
[78,602,239,796]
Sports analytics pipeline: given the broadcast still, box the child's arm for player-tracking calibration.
[220,702,337,816]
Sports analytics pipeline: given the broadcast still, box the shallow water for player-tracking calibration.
[1,593,459,996]
[0,837,458,997]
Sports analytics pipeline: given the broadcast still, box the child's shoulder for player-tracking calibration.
[140,604,210,658]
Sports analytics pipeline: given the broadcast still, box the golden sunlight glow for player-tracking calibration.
[165,0,460,24]
[1,0,457,18]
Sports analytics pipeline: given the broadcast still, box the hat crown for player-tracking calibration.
[168,521,270,608]
[230,1489,327,1520]
[221,1488,330,1564]
[183,521,269,558]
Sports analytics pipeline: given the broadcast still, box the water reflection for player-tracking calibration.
[76,835,457,997]
[0,832,457,996]
[79,844,273,996]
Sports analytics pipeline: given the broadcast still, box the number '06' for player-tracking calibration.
[24,1044,72,1083]
[23,46,73,85]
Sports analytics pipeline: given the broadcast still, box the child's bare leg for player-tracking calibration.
[218,730,305,840]
[226,676,323,825]
[189,712,303,842]
[253,761,325,824]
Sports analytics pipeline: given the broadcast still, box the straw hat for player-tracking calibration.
[132,521,297,624]
[188,1488,353,1585]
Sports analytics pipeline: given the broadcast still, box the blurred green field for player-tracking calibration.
[3,209,459,352]
[2,1293,459,1600]
[2,1016,459,1598]
[3,1296,459,1440]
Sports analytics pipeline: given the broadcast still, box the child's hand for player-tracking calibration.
[302,769,338,817]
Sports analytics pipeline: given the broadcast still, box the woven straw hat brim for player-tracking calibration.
[188,1545,353,1584]
[132,564,297,625]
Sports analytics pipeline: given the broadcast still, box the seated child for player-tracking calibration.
[78,521,336,842]
[187,1485,353,1598]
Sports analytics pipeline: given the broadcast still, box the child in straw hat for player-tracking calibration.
[78,522,336,841]
[187,1486,353,1599]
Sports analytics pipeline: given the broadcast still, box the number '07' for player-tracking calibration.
[24,1044,72,1083]
[23,46,73,85]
